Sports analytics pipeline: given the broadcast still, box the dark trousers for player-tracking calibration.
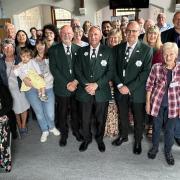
[56,95,80,138]
[174,118,180,138]
[152,106,177,153]
[117,94,145,142]
[81,97,108,143]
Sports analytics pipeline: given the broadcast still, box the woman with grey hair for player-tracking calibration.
[146,42,180,166]
[0,38,30,135]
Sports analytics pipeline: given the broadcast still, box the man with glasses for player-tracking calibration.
[112,21,153,155]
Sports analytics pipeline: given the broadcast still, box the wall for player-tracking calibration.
[0,0,176,27]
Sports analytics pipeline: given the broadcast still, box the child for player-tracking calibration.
[14,48,48,102]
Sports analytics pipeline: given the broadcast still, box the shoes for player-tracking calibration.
[39,95,48,102]
[174,137,180,146]
[133,142,142,155]
[59,136,67,147]
[73,132,83,142]
[20,128,28,135]
[112,136,128,146]
[97,141,106,152]
[40,131,49,142]
[165,152,175,165]
[49,128,60,136]
[148,147,158,159]
[79,141,91,152]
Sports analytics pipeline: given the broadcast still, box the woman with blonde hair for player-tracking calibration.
[104,29,122,138]
[143,25,164,138]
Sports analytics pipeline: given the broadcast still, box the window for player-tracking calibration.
[51,7,71,28]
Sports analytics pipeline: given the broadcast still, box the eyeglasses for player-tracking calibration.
[126,29,139,33]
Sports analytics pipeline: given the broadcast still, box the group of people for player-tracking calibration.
[0,11,180,167]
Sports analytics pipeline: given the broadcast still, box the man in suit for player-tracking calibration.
[75,26,113,152]
[49,25,82,147]
[112,21,153,154]
[161,11,180,146]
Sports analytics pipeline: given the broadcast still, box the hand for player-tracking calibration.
[85,83,98,95]
[119,85,130,95]
[146,102,151,115]
[67,80,78,92]
[23,77,32,87]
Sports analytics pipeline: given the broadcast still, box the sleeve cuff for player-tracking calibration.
[117,83,123,88]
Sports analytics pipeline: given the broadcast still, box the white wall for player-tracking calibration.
[0,0,176,28]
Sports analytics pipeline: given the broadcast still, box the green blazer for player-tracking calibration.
[75,44,114,102]
[48,42,80,97]
[114,41,153,103]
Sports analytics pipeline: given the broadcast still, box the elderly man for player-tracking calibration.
[112,21,153,155]
[49,25,81,147]
[156,13,172,32]
[75,26,113,152]
[161,11,180,146]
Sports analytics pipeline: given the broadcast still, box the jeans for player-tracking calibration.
[25,88,55,132]
[152,106,177,153]
[174,118,180,138]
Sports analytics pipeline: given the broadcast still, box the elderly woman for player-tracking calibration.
[146,42,180,166]
[0,39,30,134]
[72,26,88,47]
[143,25,163,138]
[104,29,122,137]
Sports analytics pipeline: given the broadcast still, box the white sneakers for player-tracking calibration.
[40,128,60,142]
[40,131,49,142]
[49,128,60,136]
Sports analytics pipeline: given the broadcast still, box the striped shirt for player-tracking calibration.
[146,63,180,118]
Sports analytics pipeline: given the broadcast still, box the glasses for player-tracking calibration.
[126,29,139,33]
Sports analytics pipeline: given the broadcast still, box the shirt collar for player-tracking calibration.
[126,41,137,50]
[90,43,100,52]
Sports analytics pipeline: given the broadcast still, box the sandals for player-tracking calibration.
[146,125,153,138]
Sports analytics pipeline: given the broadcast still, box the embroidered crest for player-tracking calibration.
[101,60,107,66]
[84,52,88,56]
[135,60,142,67]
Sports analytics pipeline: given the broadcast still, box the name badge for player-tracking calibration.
[170,81,179,88]
[123,69,125,77]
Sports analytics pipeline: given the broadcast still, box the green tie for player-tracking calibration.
[66,46,72,74]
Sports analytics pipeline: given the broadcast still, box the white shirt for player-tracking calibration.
[63,43,71,54]
[126,41,138,58]
[13,59,41,80]
[90,43,100,58]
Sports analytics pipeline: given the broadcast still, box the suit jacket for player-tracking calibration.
[48,42,80,97]
[114,40,153,103]
[75,44,114,102]
[161,28,176,44]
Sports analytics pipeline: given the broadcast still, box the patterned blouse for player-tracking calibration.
[146,62,180,118]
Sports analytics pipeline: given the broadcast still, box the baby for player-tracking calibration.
[14,48,48,102]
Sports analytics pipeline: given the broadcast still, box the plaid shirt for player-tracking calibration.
[146,63,180,118]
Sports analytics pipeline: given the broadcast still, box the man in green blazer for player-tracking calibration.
[75,26,113,152]
[112,21,153,155]
[49,25,81,147]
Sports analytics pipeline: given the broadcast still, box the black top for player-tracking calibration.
[0,84,13,117]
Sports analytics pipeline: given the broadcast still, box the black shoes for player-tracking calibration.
[112,136,128,146]
[165,152,175,166]
[148,147,158,159]
[59,136,67,147]
[97,141,106,152]
[79,141,91,152]
[73,132,83,142]
[174,137,180,146]
[133,142,142,155]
